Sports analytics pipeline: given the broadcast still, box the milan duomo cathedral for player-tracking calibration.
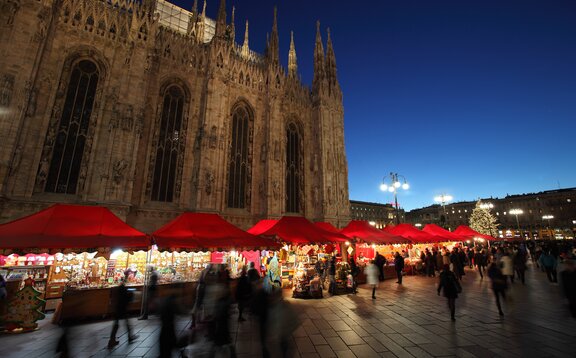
[0,0,350,232]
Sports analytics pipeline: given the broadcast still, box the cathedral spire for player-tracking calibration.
[268,6,280,65]
[215,0,227,37]
[242,20,250,57]
[192,0,198,14]
[229,6,236,41]
[195,0,207,42]
[288,31,298,78]
[313,20,326,91]
[325,27,338,86]
[188,0,199,36]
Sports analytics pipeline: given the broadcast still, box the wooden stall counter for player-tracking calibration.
[58,281,198,324]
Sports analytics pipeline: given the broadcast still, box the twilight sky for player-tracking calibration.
[170,0,576,210]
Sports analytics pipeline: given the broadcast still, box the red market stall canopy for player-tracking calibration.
[248,216,349,245]
[422,224,466,242]
[384,224,443,243]
[314,222,341,233]
[341,220,410,244]
[454,226,497,242]
[153,213,280,250]
[0,204,148,249]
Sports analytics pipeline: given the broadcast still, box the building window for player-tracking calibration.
[150,85,186,202]
[286,122,303,213]
[227,103,253,208]
[44,60,99,194]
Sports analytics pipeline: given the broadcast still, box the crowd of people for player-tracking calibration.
[48,239,575,357]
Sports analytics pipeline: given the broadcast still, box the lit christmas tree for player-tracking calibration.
[469,200,499,237]
[2,278,46,332]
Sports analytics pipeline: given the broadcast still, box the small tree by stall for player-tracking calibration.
[469,200,499,238]
[2,278,46,332]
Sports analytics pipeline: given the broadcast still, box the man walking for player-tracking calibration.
[394,252,404,284]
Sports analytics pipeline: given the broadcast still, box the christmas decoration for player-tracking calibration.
[2,278,46,332]
[469,200,499,238]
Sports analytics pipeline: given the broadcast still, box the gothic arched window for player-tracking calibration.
[286,122,303,213]
[44,60,99,194]
[227,103,253,208]
[150,85,186,202]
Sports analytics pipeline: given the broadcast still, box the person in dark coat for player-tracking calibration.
[437,264,461,321]
[210,284,236,357]
[394,252,404,284]
[425,249,435,277]
[236,266,251,322]
[349,258,359,293]
[247,262,260,283]
[374,252,386,281]
[139,267,158,320]
[474,249,485,279]
[450,248,464,280]
[328,256,337,295]
[488,263,507,316]
[108,275,138,349]
[513,249,527,285]
[251,280,270,358]
[467,248,474,268]
[159,295,178,358]
[560,259,576,318]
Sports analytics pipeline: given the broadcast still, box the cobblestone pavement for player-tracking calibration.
[1,263,576,358]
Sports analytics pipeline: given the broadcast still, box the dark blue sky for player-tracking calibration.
[170,0,576,210]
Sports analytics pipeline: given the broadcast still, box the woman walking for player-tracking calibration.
[437,264,461,321]
[488,263,507,316]
[366,260,379,299]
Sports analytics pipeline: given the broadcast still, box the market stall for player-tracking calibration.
[0,204,149,329]
[153,212,281,278]
[248,216,349,298]
[384,224,462,274]
[454,225,497,245]
[340,221,410,282]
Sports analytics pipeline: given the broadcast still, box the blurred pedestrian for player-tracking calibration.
[394,252,404,284]
[560,259,576,318]
[501,251,514,284]
[139,266,158,320]
[467,247,474,269]
[236,266,251,322]
[366,260,379,299]
[474,249,485,279]
[328,256,337,295]
[425,249,435,277]
[108,274,138,349]
[270,288,300,357]
[247,261,260,283]
[349,258,359,293]
[251,279,271,358]
[375,252,385,281]
[488,263,507,316]
[159,295,178,358]
[191,264,211,328]
[437,264,461,321]
[539,250,558,283]
[513,249,527,285]
[210,282,236,357]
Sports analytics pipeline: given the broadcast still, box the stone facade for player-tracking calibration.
[0,0,350,231]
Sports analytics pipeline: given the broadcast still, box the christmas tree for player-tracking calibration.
[2,278,46,332]
[469,200,499,237]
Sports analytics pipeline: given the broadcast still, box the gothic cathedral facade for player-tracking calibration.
[0,0,350,232]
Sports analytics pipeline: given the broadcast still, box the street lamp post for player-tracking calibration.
[434,194,453,228]
[542,215,554,239]
[380,172,409,225]
[509,209,523,239]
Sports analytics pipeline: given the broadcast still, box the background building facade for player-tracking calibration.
[349,200,400,229]
[405,188,576,239]
[0,0,350,231]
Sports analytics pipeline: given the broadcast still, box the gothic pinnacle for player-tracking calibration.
[288,31,298,77]
[313,20,326,86]
[216,0,227,36]
[268,6,280,64]
[326,27,337,84]
[242,20,250,57]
